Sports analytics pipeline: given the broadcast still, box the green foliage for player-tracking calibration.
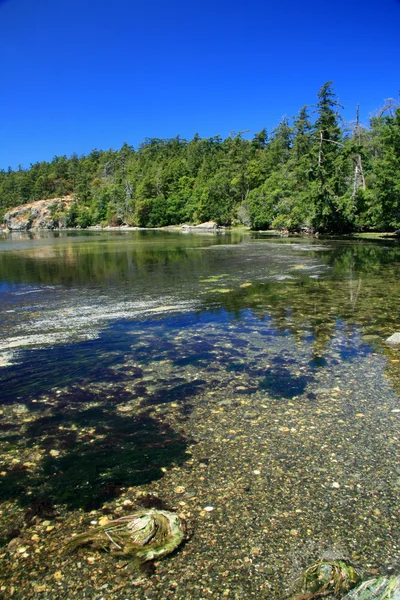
[66,202,79,227]
[1,85,399,232]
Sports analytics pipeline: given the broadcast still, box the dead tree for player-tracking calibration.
[352,105,366,202]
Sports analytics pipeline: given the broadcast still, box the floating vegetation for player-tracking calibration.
[342,576,400,599]
[66,509,186,564]
[290,560,361,599]
[199,274,229,282]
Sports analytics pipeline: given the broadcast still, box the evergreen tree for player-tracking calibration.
[310,81,350,232]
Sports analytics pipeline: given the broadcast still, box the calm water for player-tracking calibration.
[0,230,400,599]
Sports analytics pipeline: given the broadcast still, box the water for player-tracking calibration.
[0,230,400,599]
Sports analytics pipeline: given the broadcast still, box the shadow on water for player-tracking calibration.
[260,367,309,399]
[142,379,207,408]
[0,383,193,511]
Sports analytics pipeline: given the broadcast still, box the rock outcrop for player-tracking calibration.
[4,196,73,230]
[181,221,220,231]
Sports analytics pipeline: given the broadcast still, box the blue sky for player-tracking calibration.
[0,0,399,169]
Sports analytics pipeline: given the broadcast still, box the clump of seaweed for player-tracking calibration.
[289,560,361,599]
[65,508,186,565]
[342,575,400,599]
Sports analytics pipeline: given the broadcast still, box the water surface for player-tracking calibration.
[0,230,400,599]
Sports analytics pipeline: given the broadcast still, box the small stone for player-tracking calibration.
[174,486,185,494]
[6,538,24,553]
[253,469,261,475]
[386,333,400,344]
[49,449,60,457]
[332,482,340,489]
[204,506,214,512]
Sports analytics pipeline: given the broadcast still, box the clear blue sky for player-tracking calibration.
[0,0,399,170]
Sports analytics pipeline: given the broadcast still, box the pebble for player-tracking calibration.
[332,482,340,489]
[204,506,214,512]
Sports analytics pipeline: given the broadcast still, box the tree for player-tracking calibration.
[310,82,350,232]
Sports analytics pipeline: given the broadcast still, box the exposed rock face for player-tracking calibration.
[4,196,73,230]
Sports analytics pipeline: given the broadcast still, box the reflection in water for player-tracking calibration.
[0,232,400,599]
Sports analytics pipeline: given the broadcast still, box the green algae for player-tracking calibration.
[343,576,400,599]
[290,560,361,599]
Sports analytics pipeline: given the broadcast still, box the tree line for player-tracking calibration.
[1,82,399,233]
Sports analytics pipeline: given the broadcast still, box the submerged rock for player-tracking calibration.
[342,576,400,599]
[66,509,186,564]
[386,333,400,344]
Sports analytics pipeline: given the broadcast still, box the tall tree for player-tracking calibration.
[310,81,349,232]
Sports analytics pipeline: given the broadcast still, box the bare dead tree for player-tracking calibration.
[375,97,399,118]
[352,106,366,202]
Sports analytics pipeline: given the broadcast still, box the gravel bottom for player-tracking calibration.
[1,315,400,600]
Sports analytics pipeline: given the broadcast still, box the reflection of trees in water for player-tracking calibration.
[0,232,242,286]
[211,241,400,361]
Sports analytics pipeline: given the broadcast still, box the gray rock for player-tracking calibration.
[182,221,219,231]
[386,333,400,344]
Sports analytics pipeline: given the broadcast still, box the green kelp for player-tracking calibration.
[342,576,400,600]
[290,560,361,599]
[66,509,186,564]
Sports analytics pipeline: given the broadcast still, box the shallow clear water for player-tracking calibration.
[0,230,400,599]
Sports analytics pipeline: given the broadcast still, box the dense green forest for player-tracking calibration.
[1,82,399,233]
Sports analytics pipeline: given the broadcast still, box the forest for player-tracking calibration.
[1,82,399,233]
